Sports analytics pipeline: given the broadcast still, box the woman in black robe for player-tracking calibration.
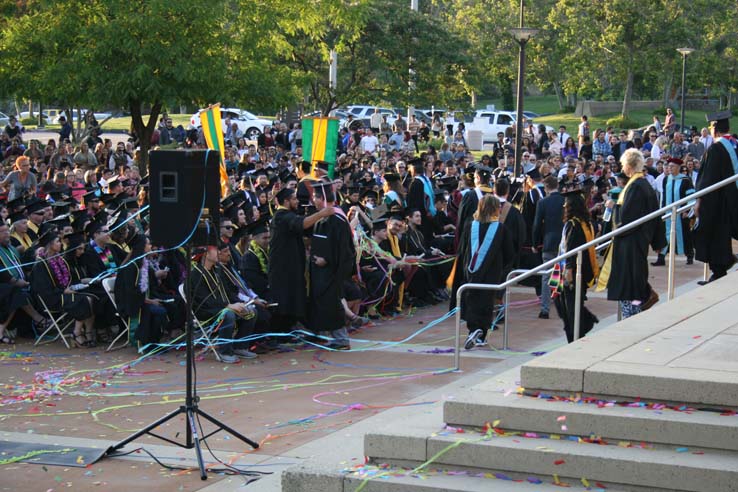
[606,149,665,318]
[31,232,95,347]
[450,194,514,350]
[553,191,600,343]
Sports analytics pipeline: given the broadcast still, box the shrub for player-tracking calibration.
[20,116,47,126]
[605,116,641,129]
[557,105,576,114]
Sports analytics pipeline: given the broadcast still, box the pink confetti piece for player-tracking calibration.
[556,415,567,422]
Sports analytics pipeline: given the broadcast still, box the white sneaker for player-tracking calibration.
[219,353,239,364]
[233,349,258,359]
[464,329,483,350]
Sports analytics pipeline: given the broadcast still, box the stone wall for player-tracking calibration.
[575,99,719,117]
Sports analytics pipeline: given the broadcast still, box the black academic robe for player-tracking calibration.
[449,221,514,330]
[500,201,526,270]
[519,185,546,285]
[659,175,694,256]
[30,259,92,321]
[240,248,269,299]
[554,219,599,343]
[407,176,435,246]
[190,262,230,322]
[268,208,308,318]
[607,177,665,302]
[455,187,493,248]
[296,178,313,216]
[694,139,738,267]
[307,213,354,332]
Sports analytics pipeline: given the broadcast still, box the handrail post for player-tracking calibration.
[667,206,677,300]
[503,278,511,350]
[573,251,583,341]
[454,286,463,371]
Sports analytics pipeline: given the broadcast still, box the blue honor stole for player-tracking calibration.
[468,221,499,273]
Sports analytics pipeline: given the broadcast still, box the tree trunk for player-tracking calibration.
[662,72,673,107]
[553,81,565,110]
[130,99,162,175]
[28,100,34,119]
[471,90,477,108]
[621,66,634,118]
[13,99,21,118]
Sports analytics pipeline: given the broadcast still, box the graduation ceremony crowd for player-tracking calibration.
[0,107,736,362]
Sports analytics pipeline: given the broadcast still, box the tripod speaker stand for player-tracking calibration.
[106,151,259,480]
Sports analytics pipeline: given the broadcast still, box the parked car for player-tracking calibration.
[19,111,50,121]
[345,105,396,126]
[52,110,113,124]
[190,107,273,140]
[0,111,11,127]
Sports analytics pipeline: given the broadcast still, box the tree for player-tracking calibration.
[0,0,236,173]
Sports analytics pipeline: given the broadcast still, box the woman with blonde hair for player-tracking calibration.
[605,149,665,318]
[450,194,514,350]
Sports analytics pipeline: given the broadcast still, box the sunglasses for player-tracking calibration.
[222,225,234,230]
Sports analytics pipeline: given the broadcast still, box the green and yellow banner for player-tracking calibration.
[199,104,230,198]
[302,117,339,178]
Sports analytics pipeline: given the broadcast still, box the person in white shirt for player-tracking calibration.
[360,128,379,154]
[370,108,383,133]
[555,125,571,146]
[699,127,713,149]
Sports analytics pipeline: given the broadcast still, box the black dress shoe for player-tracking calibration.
[686,257,694,265]
[651,254,665,266]
[538,311,549,319]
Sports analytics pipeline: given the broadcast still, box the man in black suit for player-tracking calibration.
[532,176,565,319]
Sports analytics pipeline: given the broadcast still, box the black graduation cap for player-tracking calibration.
[384,173,401,184]
[526,167,542,180]
[706,109,732,124]
[65,232,86,250]
[140,174,149,186]
[361,189,378,201]
[559,179,585,196]
[257,203,273,217]
[106,175,121,188]
[38,221,58,237]
[8,211,27,224]
[230,224,249,243]
[408,157,425,172]
[347,186,362,195]
[253,169,268,178]
[433,189,447,202]
[278,168,295,183]
[48,191,70,202]
[438,176,458,191]
[310,180,334,197]
[48,214,71,230]
[243,216,269,236]
[275,187,294,203]
[474,164,493,178]
[314,161,330,173]
[38,230,59,249]
[25,199,49,215]
[107,210,129,232]
[51,201,71,216]
[6,196,26,212]
[371,217,388,231]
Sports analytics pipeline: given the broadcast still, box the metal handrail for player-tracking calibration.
[453,171,738,370]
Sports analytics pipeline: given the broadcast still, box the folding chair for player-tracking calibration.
[178,283,221,362]
[102,277,131,352]
[34,295,75,349]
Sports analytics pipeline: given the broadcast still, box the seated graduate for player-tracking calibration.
[450,194,515,351]
[0,223,51,343]
[359,217,402,318]
[114,232,174,346]
[31,231,96,347]
[239,216,270,300]
[190,244,258,364]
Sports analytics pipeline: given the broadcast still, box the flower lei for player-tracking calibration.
[249,240,268,274]
[139,258,150,294]
[91,240,117,271]
[40,250,70,287]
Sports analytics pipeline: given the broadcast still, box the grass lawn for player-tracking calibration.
[30,114,193,132]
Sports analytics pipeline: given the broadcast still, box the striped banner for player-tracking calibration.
[199,104,230,198]
[302,117,339,178]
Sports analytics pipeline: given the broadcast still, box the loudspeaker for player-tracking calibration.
[149,150,221,248]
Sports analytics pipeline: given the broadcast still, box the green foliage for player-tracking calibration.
[605,116,640,130]
[20,117,40,126]
[557,106,575,114]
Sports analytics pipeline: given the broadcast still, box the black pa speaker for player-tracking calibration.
[149,150,221,248]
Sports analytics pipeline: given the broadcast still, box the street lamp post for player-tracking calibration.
[676,47,695,134]
[510,25,539,178]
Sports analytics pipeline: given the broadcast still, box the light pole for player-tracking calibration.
[408,0,418,122]
[676,47,695,133]
[510,25,538,177]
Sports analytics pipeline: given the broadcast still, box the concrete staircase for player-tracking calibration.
[283,273,738,492]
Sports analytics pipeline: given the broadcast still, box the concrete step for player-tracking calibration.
[443,389,738,451]
[365,427,738,492]
[283,460,621,491]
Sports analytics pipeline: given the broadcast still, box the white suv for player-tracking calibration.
[190,108,273,140]
[345,105,396,125]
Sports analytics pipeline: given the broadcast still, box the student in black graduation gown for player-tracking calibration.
[240,217,270,300]
[307,182,355,350]
[359,218,402,317]
[405,208,449,304]
[606,149,665,318]
[268,187,335,332]
[450,194,514,350]
[0,223,52,343]
[114,234,172,346]
[31,231,95,347]
[518,168,546,294]
[494,178,526,270]
[190,245,257,364]
[406,158,436,247]
[455,164,494,249]
[79,218,120,331]
[552,187,600,343]
[694,110,738,284]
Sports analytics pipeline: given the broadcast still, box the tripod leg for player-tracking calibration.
[107,407,185,454]
[195,408,260,449]
[187,408,208,480]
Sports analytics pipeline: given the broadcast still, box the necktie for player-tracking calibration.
[560,133,564,144]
